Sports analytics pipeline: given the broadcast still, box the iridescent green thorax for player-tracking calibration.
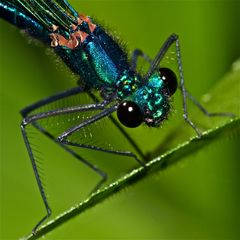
[117,72,170,127]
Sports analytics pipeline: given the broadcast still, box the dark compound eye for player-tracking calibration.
[117,101,143,128]
[159,67,178,96]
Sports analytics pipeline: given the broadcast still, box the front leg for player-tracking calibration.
[58,105,145,167]
[145,34,235,137]
[21,95,109,233]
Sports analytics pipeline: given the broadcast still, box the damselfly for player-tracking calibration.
[0,0,234,234]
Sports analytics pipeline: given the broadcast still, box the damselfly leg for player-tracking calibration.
[87,92,146,161]
[132,34,235,137]
[185,90,235,118]
[21,87,107,233]
[21,87,145,233]
[57,106,145,167]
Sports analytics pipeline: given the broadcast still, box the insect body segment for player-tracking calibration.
[116,71,171,127]
[131,72,170,126]
[116,71,141,98]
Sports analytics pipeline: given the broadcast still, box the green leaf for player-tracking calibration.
[24,59,240,240]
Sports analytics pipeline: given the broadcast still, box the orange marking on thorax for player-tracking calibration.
[50,33,79,49]
[50,13,96,49]
[79,14,96,33]
[51,24,59,32]
[71,24,78,31]
[75,31,89,43]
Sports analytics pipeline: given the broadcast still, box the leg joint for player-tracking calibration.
[58,135,65,143]
[170,33,178,41]
[21,118,31,128]
[183,113,188,120]
[47,208,52,216]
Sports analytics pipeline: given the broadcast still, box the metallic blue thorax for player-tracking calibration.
[56,26,130,91]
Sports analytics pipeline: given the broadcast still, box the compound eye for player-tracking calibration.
[159,67,178,96]
[117,101,143,128]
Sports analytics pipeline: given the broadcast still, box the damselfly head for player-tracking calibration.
[117,68,178,128]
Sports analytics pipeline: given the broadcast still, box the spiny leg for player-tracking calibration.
[21,124,51,234]
[174,35,204,137]
[131,45,235,120]
[20,87,108,233]
[62,140,145,167]
[87,92,146,160]
[174,35,235,135]
[33,122,108,190]
[29,103,145,198]
[132,44,200,134]
[62,139,146,196]
[57,105,145,167]
[145,34,235,137]
[134,41,200,135]
[185,90,236,118]
[21,87,83,117]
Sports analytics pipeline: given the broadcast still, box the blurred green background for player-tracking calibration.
[0,0,240,239]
